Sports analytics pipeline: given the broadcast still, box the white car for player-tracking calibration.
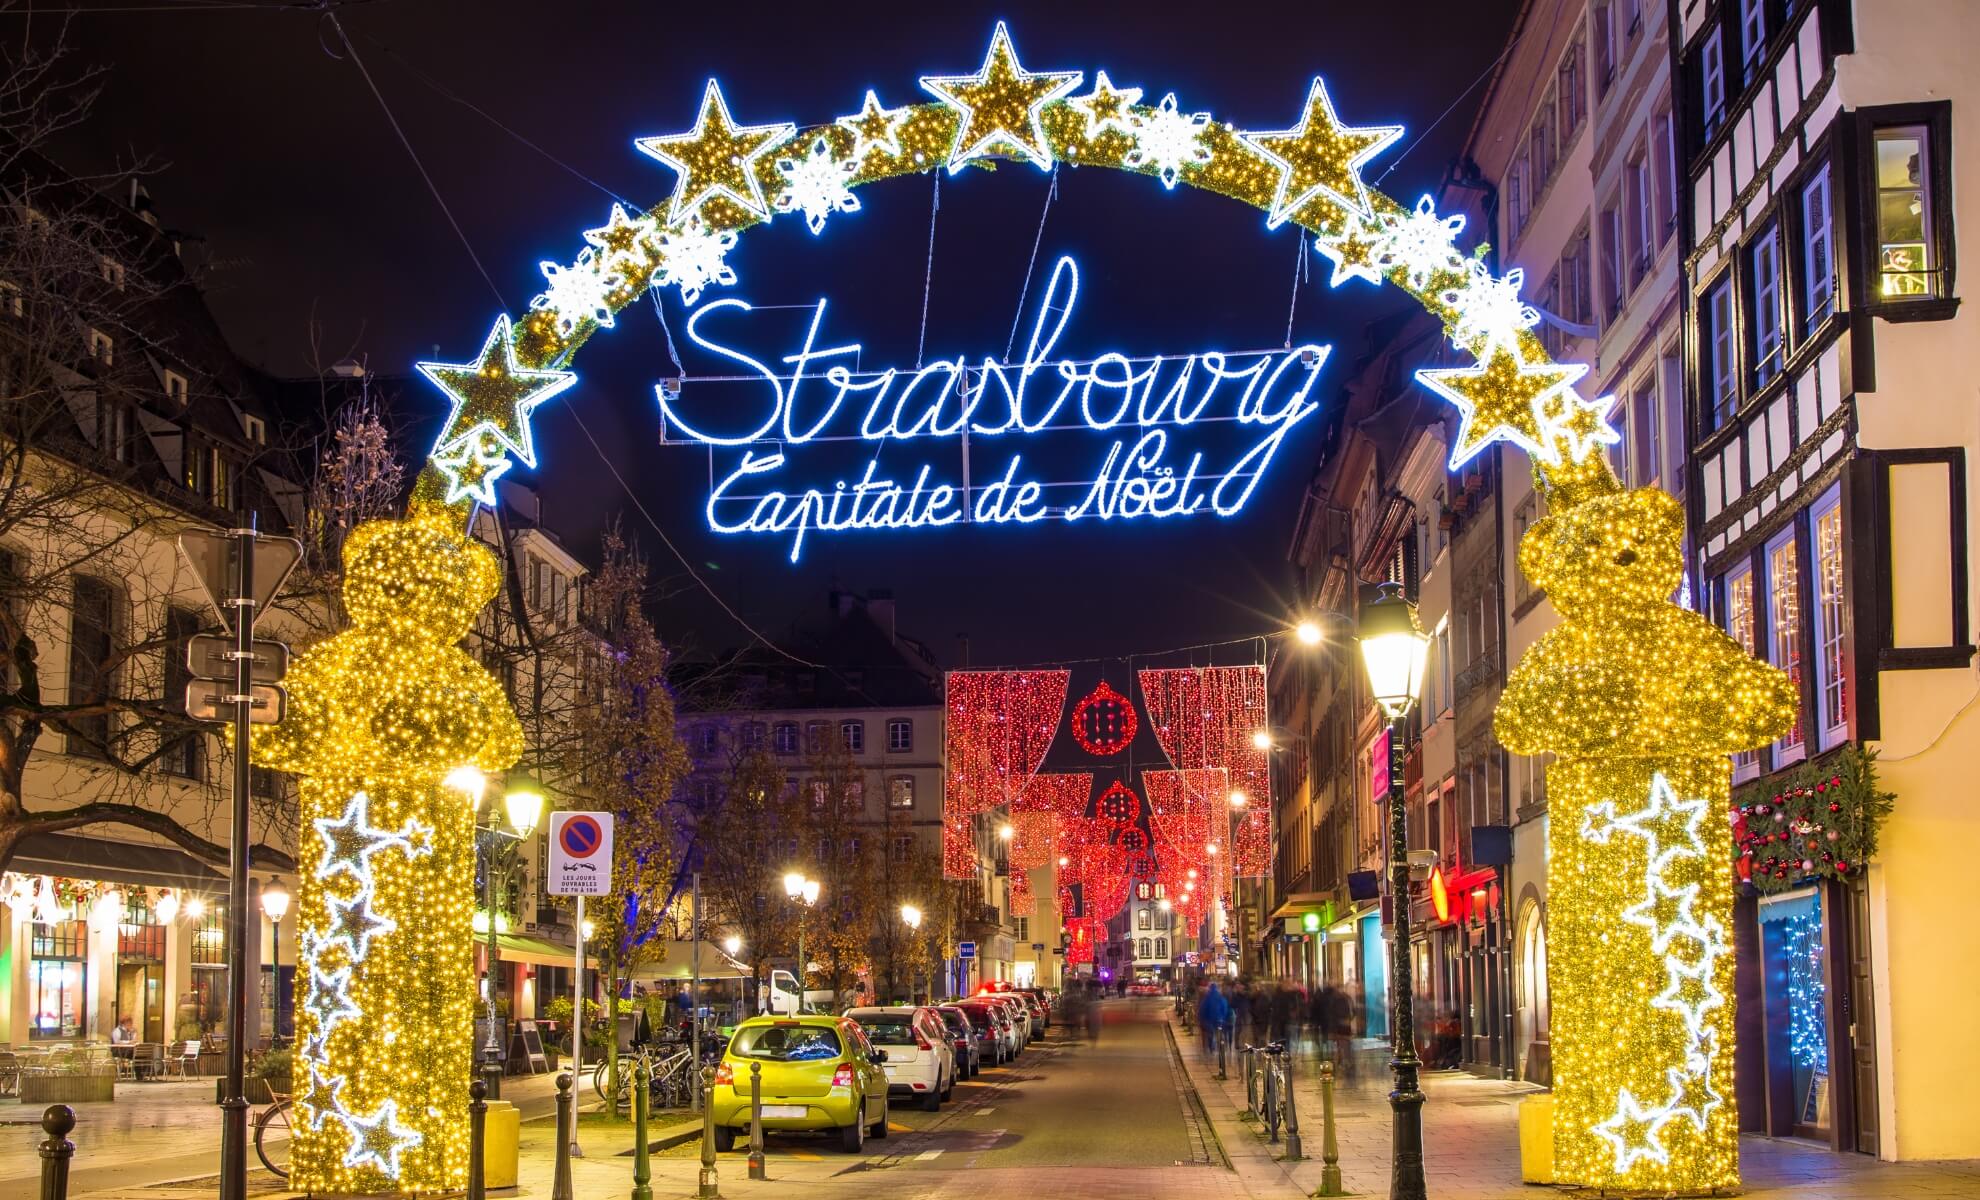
[846,1006,955,1111]
[987,994,1031,1048]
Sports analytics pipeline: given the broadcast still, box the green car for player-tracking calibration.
[710,1014,890,1152]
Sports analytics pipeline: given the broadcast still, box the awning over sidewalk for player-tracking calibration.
[495,934,589,968]
[11,831,227,892]
[626,941,752,982]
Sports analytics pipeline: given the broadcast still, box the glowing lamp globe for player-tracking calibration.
[261,878,291,922]
[1250,729,1273,751]
[901,904,923,929]
[1359,581,1429,718]
[154,890,180,923]
[801,879,821,905]
[1295,620,1323,645]
[503,775,546,838]
[444,765,487,800]
[723,935,742,955]
[783,871,806,899]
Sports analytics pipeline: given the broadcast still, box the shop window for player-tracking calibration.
[1750,225,1785,388]
[1759,889,1831,1139]
[1801,164,1836,332]
[1766,529,1806,768]
[840,719,864,752]
[1724,563,1759,781]
[30,955,87,1040]
[1872,124,1942,301]
[1811,489,1848,748]
[191,904,227,966]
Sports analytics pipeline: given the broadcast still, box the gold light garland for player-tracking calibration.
[256,502,524,1195]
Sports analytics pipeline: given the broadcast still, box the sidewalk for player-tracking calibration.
[1172,1018,1980,1200]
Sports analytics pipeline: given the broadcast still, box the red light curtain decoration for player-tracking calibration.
[1064,916,1098,965]
[1139,666,1272,877]
[1059,813,1130,927]
[944,670,1070,879]
[1013,773,1092,822]
[1007,870,1035,916]
[1071,679,1138,755]
[1145,767,1228,916]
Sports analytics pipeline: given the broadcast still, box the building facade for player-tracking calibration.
[1677,0,1977,1161]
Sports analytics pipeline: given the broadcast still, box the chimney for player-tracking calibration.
[868,587,896,644]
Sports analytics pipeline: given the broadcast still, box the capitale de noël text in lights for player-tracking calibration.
[658,255,1329,561]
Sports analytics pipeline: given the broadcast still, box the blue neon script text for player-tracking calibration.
[656,256,1330,561]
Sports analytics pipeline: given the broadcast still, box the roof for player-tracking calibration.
[674,589,942,713]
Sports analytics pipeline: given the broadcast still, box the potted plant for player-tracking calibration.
[223,1048,293,1104]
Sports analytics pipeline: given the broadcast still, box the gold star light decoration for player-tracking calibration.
[415,314,576,473]
[636,79,796,223]
[919,19,1082,172]
[1417,344,1585,469]
[1238,77,1402,227]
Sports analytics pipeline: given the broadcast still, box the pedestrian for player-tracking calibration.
[1198,981,1232,1074]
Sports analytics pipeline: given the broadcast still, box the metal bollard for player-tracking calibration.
[40,1104,75,1200]
[1315,1058,1345,1196]
[551,1071,575,1200]
[747,1061,766,1180]
[631,1055,653,1200]
[468,1078,488,1200]
[698,1065,721,1200]
[1282,1049,1304,1161]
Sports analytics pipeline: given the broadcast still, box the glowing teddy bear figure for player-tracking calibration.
[1497,479,1797,1194]
[255,501,523,1195]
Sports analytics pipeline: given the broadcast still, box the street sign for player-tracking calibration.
[177,529,303,634]
[547,811,613,896]
[957,940,977,961]
[185,680,286,725]
[1031,943,1046,951]
[186,634,289,685]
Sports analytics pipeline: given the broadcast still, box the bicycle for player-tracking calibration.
[253,1093,293,1178]
[595,1041,696,1111]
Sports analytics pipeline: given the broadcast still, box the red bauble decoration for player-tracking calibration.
[1071,680,1139,756]
[1097,780,1142,824]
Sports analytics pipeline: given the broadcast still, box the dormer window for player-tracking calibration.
[163,370,188,405]
[99,257,125,291]
[87,329,114,367]
[0,280,19,317]
[242,414,266,444]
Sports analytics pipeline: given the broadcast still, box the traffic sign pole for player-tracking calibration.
[220,524,254,1200]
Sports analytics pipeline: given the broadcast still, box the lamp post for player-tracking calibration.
[466,770,545,1100]
[260,879,290,1045]
[782,873,820,1014]
[1357,581,1431,1200]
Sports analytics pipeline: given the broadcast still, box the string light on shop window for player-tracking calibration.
[919,21,1081,173]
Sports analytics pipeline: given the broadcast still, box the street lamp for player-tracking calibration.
[1294,618,1324,646]
[260,879,290,1045]
[1249,729,1274,751]
[1228,790,1247,807]
[1357,579,1430,1200]
[473,771,545,1099]
[723,935,742,957]
[784,873,821,1014]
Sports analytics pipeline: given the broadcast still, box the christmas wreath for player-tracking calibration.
[1732,743,1894,893]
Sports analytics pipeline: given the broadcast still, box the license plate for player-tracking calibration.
[761,1105,807,1119]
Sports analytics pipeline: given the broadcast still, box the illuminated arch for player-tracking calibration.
[403,23,1795,1198]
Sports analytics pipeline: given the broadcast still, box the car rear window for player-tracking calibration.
[859,1019,919,1046]
[955,1008,991,1029]
[732,1024,842,1061]
[938,1011,970,1035]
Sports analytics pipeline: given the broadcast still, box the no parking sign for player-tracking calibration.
[547,811,613,896]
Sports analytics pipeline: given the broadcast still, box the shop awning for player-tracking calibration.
[495,934,588,969]
[627,941,752,982]
[11,832,228,892]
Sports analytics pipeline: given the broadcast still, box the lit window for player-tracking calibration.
[1751,226,1784,387]
[1767,531,1805,768]
[1136,882,1151,901]
[1812,492,1848,747]
[100,257,125,290]
[1801,164,1836,331]
[888,775,914,809]
[163,370,188,405]
[1873,125,1938,300]
[87,328,114,367]
[243,414,266,445]
[1725,565,1758,781]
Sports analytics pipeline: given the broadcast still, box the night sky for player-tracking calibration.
[48,0,1519,667]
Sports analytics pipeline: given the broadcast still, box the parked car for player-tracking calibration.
[1011,989,1049,1031]
[844,1006,955,1111]
[986,994,1031,1048]
[935,1005,983,1077]
[709,1015,889,1153]
[956,999,1018,1062]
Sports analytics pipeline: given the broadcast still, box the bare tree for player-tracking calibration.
[694,744,795,1003]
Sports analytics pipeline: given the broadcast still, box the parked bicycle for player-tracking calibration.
[594,1040,697,1111]
[253,1093,293,1178]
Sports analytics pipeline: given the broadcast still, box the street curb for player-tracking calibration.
[1165,1015,1320,1200]
[1162,1019,1231,1170]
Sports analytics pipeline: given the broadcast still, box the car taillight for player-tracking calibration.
[714,1062,734,1087]
[831,1064,856,1088]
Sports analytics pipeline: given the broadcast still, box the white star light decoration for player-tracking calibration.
[1125,93,1213,189]
[1069,69,1141,139]
[774,137,861,235]
[1441,262,1540,354]
[1377,195,1466,290]
[919,21,1082,173]
[1312,215,1390,288]
[1584,772,1731,1175]
[652,215,739,305]
[1240,77,1401,226]
[299,790,434,1182]
[836,89,910,164]
[634,80,795,224]
[582,203,660,277]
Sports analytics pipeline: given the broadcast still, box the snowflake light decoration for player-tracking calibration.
[774,137,861,235]
[652,215,739,305]
[531,252,621,338]
[1124,93,1212,189]
[1376,194,1466,290]
[1440,262,1540,354]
